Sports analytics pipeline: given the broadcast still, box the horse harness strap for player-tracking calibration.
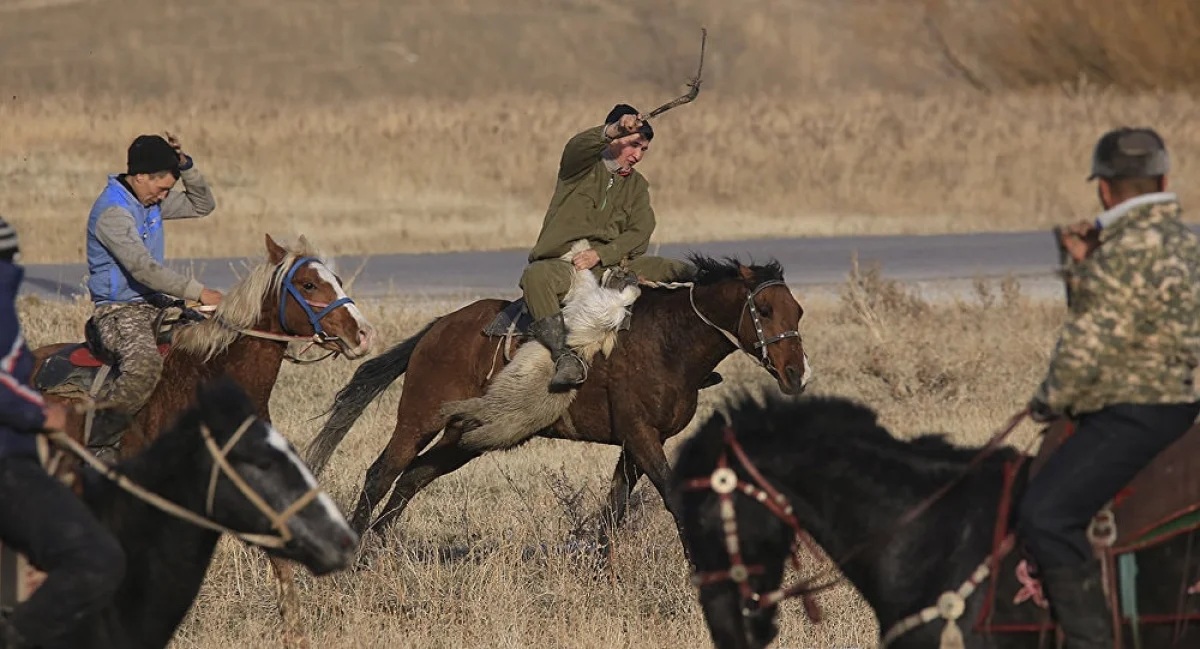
[202,417,322,544]
[194,253,358,363]
[278,256,354,344]
[682,426,825,624]
[46,417,315,550]
[684,409,1031,638]
[642,279,801,368]
[881,535,1017,648]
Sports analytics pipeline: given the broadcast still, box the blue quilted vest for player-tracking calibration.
[86,175,165,304]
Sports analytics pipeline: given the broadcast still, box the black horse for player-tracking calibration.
[51,377,357,649]
[671,392,1200,649]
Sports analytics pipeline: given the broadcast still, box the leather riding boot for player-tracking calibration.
[87,409,134,466]
[528,312,586,391]
[1041,559,1114,649]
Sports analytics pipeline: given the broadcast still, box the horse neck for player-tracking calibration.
[763,441,1011,628]
[655,281,748,376]
[82,427,224,647]
[222,303,290,409]
[197,303,289,412]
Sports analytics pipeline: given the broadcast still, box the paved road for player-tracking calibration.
[20,229,1091,304]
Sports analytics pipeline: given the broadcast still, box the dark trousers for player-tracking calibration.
[0,456,125,648]
[1017,401,1200,570]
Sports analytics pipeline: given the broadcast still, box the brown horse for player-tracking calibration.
[30,233,375,649]
[303,254,812,556]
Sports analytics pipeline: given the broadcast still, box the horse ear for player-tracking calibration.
[265,234,287,265]
[737,264,754,281]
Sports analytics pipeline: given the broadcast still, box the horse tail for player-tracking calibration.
[303,318,439,476]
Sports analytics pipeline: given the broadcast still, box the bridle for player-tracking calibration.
[47,415,323,550]
[681,409,1030,635]
[689,279,803,371]
[682,426,827,624]
[181,255,359,364]
[276,255,355,346]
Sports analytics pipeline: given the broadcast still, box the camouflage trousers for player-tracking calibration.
[92,302,163,415]
[519,255,695,321]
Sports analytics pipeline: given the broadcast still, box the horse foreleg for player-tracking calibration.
[350,448,404,536]
[369,444,479,535]
[620,429,693,565]
[595,448,644,552]
[267,555,309,649]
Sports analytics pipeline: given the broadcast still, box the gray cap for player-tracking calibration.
[1088,127,1169,180]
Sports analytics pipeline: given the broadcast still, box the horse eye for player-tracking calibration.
[759,304,773,318]
[302,282,316,291]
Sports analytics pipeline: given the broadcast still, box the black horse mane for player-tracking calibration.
[674,390,1021,491]
[685,253,785,287]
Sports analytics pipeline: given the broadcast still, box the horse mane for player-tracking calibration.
[171,236,324,362]
[675,391,1019,489]
[686,253,785,287]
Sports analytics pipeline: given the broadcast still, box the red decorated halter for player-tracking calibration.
[682,426,827,623]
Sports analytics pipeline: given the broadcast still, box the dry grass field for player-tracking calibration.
[20,270,1063,648]
[5,0,1192,645]
[4,0,1200,264]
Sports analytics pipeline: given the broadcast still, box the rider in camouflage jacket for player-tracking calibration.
[1021,127,1200,649]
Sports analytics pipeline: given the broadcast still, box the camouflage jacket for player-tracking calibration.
[1035,192,1200,416]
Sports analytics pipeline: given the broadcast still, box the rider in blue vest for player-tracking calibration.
[0,217,127,649]
[85,133,222,462]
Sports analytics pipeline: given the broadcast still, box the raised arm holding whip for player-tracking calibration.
[519,28,712,392]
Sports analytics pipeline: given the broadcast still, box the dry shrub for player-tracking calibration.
[835,259,1060,407]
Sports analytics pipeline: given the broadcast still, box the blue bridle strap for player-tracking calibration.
[277,256,354,339]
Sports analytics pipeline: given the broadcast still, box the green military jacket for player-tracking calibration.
[528,125,655,267]
[1036,193,1200,416]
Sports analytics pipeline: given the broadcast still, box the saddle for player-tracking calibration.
[975,419,1200,640]
[32,302,202,449]
[482,267,641,340]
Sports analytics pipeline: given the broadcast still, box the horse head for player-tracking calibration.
[184,377,358,575]
[672,391,1029,649]
[689,255,812,395]
[261,233,375,360]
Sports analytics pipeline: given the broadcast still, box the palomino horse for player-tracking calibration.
[30,233,375,649]
[672,393,1200,649]
[47,377,357,649]
[303,254,812,557]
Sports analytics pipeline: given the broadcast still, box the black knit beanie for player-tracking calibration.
[605,104,654,140]
[127,135,180,177]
